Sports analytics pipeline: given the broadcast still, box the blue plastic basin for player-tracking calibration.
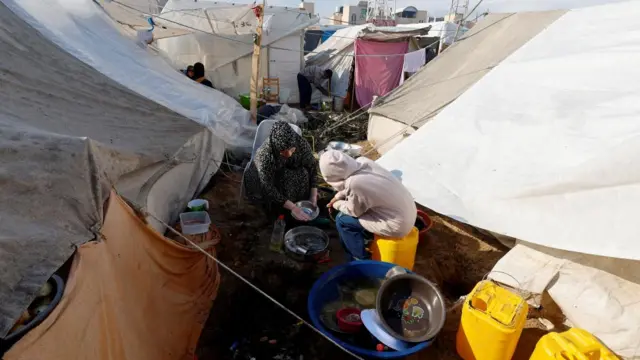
[307,260,433,358]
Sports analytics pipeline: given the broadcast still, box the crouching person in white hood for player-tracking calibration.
[319,150,417,261]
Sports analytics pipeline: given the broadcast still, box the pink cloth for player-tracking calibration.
[354,39,409,108]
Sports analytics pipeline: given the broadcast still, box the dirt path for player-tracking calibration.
[194,172,552,360]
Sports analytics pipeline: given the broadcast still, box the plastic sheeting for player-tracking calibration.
[99,0,194,40]
[305,24,426,101]
[490,244,640,358]
[156,0,317,100]
[305,25,367,99]
[377,0,640,260]
[369,11,566,128]
[354,39,408,108]
[0,1,223,336]
[5,192,220,360]
[397,21,467,45]
[6,0,253,149]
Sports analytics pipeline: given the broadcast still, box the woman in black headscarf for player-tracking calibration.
[244,121,318,220]
[192,62,213,88]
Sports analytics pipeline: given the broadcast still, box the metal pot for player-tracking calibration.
[283,226,329,262]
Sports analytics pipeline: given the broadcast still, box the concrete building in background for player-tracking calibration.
[299,1,315,15]
[331,1,427,25]
[444,12,463,22]
[331,1,368,25]
[394,6,427,24]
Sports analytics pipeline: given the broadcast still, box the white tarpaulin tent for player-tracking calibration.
[304,24,429,103]
[0,0,225,336]
[377,1,640,356]
[156,0,319,102]
[8,0,254,150]
[397,21,467,46]
[99,0,194,39]
[368,11,566,154]
[304,25,367,100]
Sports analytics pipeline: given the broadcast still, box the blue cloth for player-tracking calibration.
[321,30,336,43]
[335,212,370,261]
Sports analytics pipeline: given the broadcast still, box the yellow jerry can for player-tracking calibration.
[457,280,529,360]
[530,328,619,360]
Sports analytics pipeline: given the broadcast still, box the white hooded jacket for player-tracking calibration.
[320,150,417,238]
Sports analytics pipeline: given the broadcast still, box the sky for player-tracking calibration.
[256,0,631,22]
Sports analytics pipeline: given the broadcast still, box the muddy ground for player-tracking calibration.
[193,111,561,359]
[193,168,563,360]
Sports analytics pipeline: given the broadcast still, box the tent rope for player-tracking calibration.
[121,193,364,360]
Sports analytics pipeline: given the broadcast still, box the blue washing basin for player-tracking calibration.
[307,260,433,358]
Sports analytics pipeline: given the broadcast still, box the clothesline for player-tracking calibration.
[110,0,450,58]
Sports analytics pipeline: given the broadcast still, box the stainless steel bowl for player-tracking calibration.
[376,274,446,343]
[327,141,349,152]
[284,226,329,262]
[294,200,319,221]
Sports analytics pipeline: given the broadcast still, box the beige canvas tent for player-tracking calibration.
[367,11,567,154]
[0,0,229,357]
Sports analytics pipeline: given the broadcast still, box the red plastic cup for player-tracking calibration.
[336,308,363,333]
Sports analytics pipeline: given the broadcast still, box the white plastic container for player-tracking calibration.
[179,211,211,235]
[187,199,209,212]
[333,96,344,112]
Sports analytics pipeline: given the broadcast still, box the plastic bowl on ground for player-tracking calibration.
[179,211,211,235]
[293,200,319,221]
[376,274,446,343]
[308,260,433,359]
[336,308,363,333]
[187,199,209,212]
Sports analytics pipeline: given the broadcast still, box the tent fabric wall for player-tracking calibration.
[377,0,640,260]
[490,243,640,358]
[397,21,467,45]
[305,25,368,99]
[268,34,303,104]
[0,0,224,336]
[321,30,337,43]
[156,0,318,100]
[5,192,220,360]
[369,11,566,129]
[6,0,253,149]
[304,30,323,54]
[354,39,408,108]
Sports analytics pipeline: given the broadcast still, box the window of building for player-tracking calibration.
[350,14,356,24]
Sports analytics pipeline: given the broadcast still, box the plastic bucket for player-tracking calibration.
[415,210,433,242]
[307,261,432,358]
[370,227,419,271]
[188,199,209,212]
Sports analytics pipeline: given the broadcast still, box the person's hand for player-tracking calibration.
[291,206,312,221]
[309,188,318,207]
[327,196,338,209]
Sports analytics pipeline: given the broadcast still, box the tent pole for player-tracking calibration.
[250,3,265,123]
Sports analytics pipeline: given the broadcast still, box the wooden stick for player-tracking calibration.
[249,4,264,123]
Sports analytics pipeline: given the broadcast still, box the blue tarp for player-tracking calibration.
[321,30,337,43]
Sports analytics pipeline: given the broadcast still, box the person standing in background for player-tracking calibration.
[297,65,332,110]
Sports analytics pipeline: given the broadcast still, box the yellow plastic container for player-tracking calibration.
[457,280,529,360]
[370,227,419,271]
[530,328,619,360]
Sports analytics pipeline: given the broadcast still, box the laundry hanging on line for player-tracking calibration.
[399,49,426,85]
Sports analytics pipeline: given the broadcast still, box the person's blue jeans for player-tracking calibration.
[335,212,371,261]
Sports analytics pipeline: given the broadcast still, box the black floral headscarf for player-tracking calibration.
[268,121,299,160]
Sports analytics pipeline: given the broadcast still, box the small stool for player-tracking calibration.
[370,227,419,271]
